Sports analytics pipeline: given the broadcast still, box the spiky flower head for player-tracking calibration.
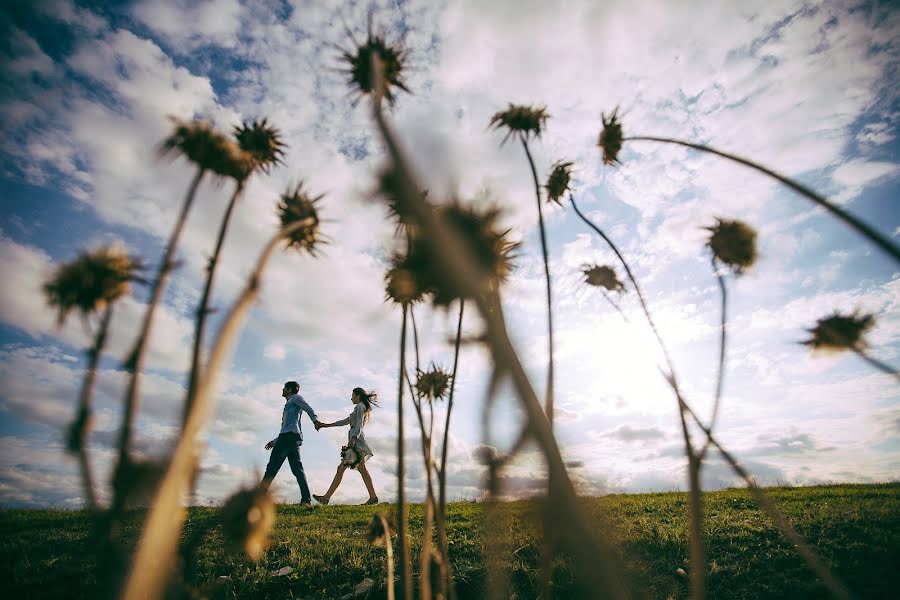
[221,486,276,561]
[545,160,574,205]
[385,258,428,305]
[803,312,875,353]
[277,182,324,255]
[489,103,549,145]
[582,264,625,293]
[367,512,395,546]
[341,30,410,107]
[400,202,519,305]
[706,218,757,275]
[158,117,250,180]
[44,245,138,326]
[597,108,624,165]
[234,118,286,177]
[414,364,452,401]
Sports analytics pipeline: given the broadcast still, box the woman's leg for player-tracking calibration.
[358,461,377,500]
[322,464,347,500]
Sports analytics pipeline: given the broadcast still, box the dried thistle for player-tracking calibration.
[158,117,250,180]
[545,160,574,205]
[221,486,276,561]
[706,218,758,275]
[803,312,875,352]
[341,30,410,107]
[385,259,428,305]
[414,364,452,401]
[597,108,624,165]
[277,182,324,254]
[489,103,549,145]
[44,245,138,326]
[368,512,395,546]
[400,202,518,305]
[234,118,286,176]
[582,264,625,293]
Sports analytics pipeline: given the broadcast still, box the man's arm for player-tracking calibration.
[294,396,321,429]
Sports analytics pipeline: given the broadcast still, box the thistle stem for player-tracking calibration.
[624,136,900,264]
[122,219,310,600]
[851,346,900,382]
[520,134,555,426]
[410,303,422,372]
[183,180,245,428]
[380,514,395,600]
[71,303,114,510]
[700,256,728,461]
[396,304,413,600]
[115,166,205,504]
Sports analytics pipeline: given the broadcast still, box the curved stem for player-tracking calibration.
[625,135,900,264]
[71,303,114,510]
[851,346,900,382]
[570,193,705,598]
[520,134,555,426]
[183,180,245,428]
[380,514,395,600]
[116,167,205,494]
[700,256,728,461]
[122,219,310,600]
[410,303,421,373]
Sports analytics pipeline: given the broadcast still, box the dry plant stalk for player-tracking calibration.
[368,70,630,598]
[369,513,396,600]
[121,219,312,600]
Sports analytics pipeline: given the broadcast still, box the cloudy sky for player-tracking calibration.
[1,0,898,508]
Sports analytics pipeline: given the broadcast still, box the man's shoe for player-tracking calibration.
[312,494,329,505]
[299,499,312,506]
[362,496,379,505]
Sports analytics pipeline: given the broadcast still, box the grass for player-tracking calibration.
[1,483,897,599]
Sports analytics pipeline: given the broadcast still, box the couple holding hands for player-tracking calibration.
[259,380,379,506]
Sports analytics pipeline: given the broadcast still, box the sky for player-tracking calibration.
[0,0,898,508]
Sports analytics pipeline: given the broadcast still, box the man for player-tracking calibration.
[260,380,321,505]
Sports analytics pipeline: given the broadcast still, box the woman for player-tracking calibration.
[313,387,379,505]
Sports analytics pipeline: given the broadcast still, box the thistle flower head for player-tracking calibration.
[401,201,519,306]
[803,312,875,352]
[582,264,625,293]
[706,218,758,275]
[158,117,249,180]
[489,103,549,145]
[277,182,324,254]
[221,486,276,561]
[341,30,410,107]
[597,108,624,165]
[385,258,428,305]
[234,118,286,176]
[44,245,138,326]
[414,364,453,401]
[367,512,395,546]
[545,160,574,205]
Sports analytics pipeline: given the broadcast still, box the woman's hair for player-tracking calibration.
[352,387,378,420]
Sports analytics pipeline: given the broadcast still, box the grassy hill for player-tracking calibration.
[2,483,898,599]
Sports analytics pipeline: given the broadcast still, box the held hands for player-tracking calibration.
[314,420,323,431]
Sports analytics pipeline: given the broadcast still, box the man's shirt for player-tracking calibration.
[280,394,318,438]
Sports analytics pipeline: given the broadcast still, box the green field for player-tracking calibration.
[1,483,897,599]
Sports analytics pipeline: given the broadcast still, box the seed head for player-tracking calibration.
[234,118,286,176]
[221,486,276,561]
[706,218,758,275]
[597,108,624,165]
[341,31,410,107]
[489,103,549,145]
[158,117,249,180]
[367,512,395,546]
[277,182,324,255]
[44,245,138,326]
[582,264,625,293]
[400,201,519,306]
[385,258,428,305]
[415,364,452,401]
[803,312,875,352]
[545,160,574,205]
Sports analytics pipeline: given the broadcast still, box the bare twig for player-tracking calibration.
[396,304,413,600]
[851,346,900,382]
[700,256,728,461]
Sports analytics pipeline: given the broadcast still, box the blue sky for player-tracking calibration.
[0,0,898,508]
